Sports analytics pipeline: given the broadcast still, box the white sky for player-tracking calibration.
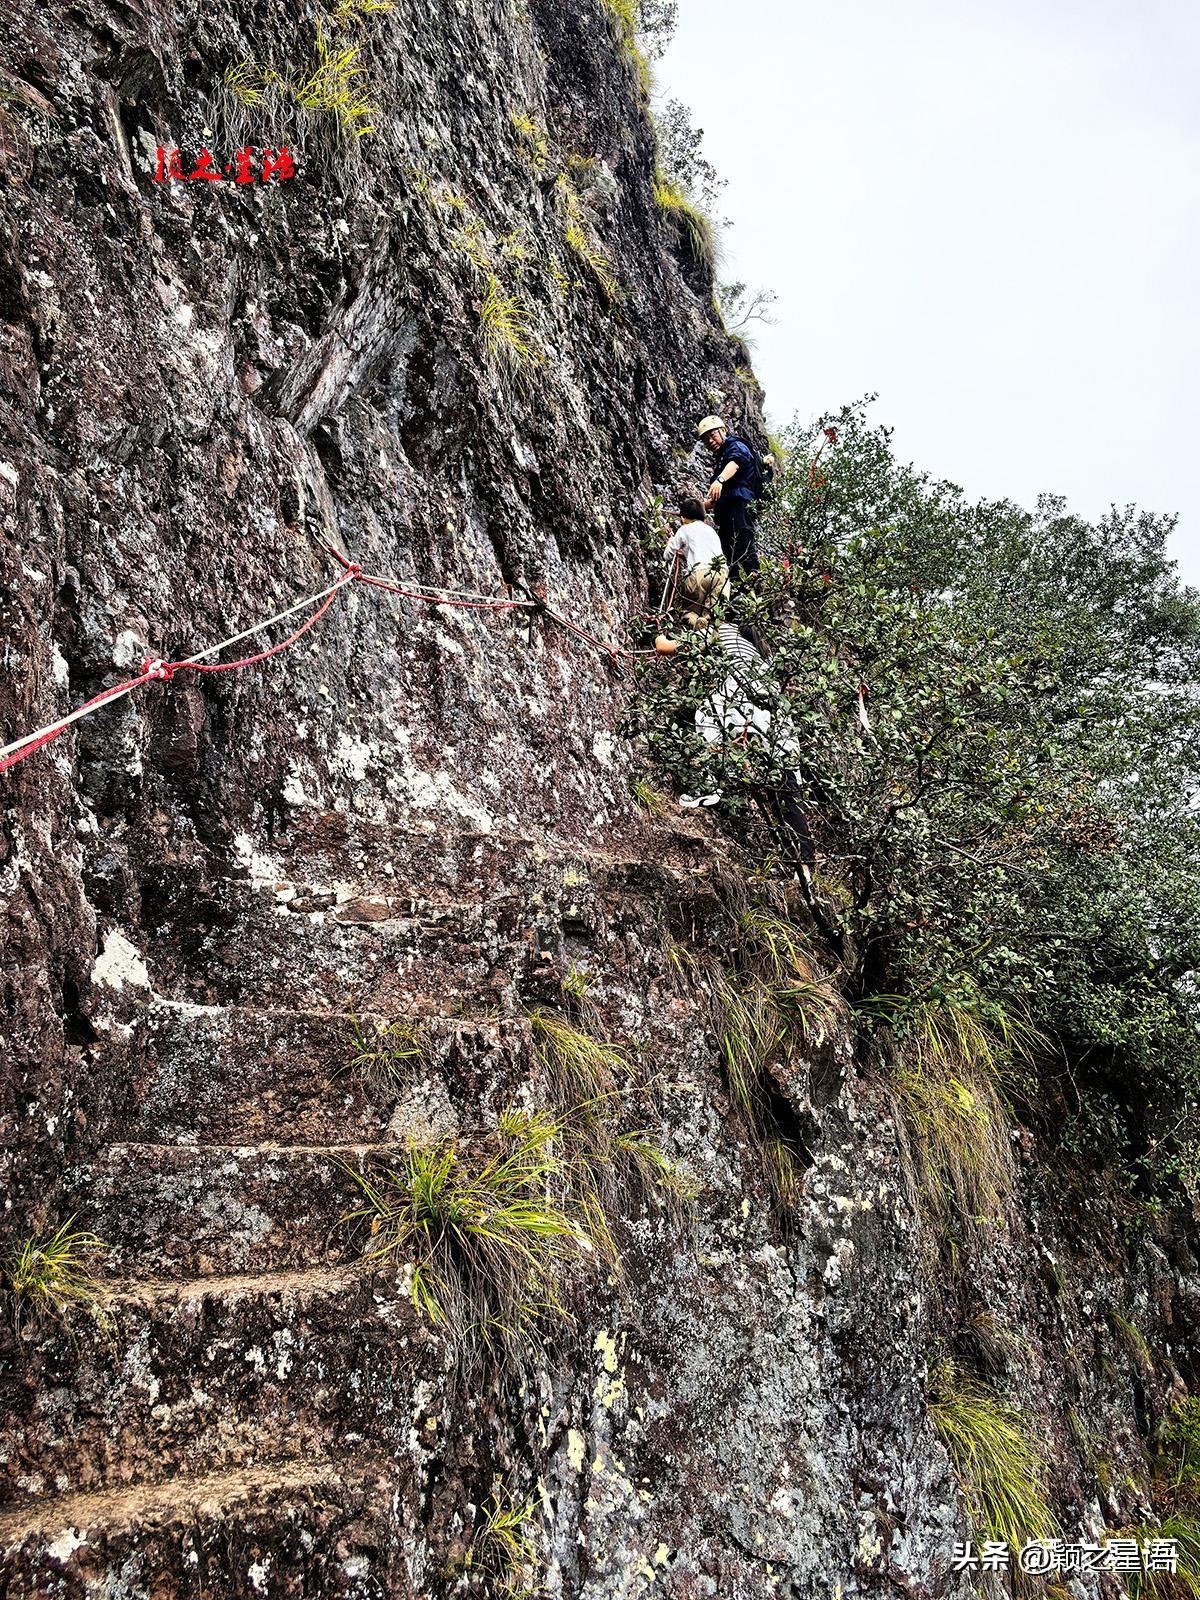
[658,0,1200,582]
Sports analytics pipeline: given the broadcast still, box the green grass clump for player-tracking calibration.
[653,172,716,272]
[464,1485,541,1596]
[762,1136,801,1207]
[342,1014,422,1090]
[1113,1310,1155,1377]
[710,909,845,1113]
[450,217,494,276]
[616,1131,700,1205]
[865,990,1038,1230]
[529,1009,632,1102]
[343,1123,596,1355]
[565,221,620,301]
[291,26,377,136]
[929,1365,1056,1551]
[561,963,593,1006]
[479,275,540,385]
[599,0,637,45]
[1121,1515,1200,1598]
[224,15,379,142]
[1163,1399,1200,1484]
[510,109,550,169]
[631,777,668,816]
[4,1220,111,1336]
[556,176,619,302]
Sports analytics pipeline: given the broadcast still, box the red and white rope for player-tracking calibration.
[0,550,658,780]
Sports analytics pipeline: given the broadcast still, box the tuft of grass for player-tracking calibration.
[561,963,593,1006]
[864,990,1039,1230]
[224,58,272,108]
[631,777,668,817]
[708,908,845,1114]
[1163,1399,1200,1486]
[291,24,377,137]
[599,0,637,45]
[1121,1515,1200,1598]
[529,1009,632,1102]
[342,1013,423,1091]
[499,228,532,270]
[450,217,493,276]
[1113,1310,1155,1377]
[342,1125,596,1356]
[479,275,541,386]
[653,172,717,272]
[464,1485,541,1596]
[556,176,619,302]
[510,109,550,169]
[966,1310,1030,1377]
[762,1136,801,1207]
[4,1220,111,1337]
[565,222,619,301]
[223,15,378,142]
[616,1131,700,1205]
[331,0,394,21]
[929,1364,1056,1551]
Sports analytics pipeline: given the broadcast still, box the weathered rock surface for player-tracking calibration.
[2,0,1198,1596]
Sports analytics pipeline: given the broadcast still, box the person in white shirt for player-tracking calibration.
[661,496,730,630]
[655,618,816,877]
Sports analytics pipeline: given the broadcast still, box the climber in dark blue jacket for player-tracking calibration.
[696,415,762,580]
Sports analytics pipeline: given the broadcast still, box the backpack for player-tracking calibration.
[725,434,763,498]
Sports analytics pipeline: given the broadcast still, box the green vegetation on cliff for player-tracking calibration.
[629,399,1200,1197]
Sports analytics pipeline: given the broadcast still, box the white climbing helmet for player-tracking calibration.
[695,415,726,440]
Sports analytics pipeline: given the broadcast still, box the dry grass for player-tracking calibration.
[865,990,1040,1231]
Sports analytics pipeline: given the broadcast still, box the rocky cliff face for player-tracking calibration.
[2,1,1198,1597]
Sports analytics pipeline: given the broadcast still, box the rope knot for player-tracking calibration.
[345,562,363,578]
[142,656,176,683]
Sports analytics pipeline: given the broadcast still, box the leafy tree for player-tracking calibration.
[626,400,1200,1190]
[637,0,678,59]
[653,96,725,218]
[717,280,778,338]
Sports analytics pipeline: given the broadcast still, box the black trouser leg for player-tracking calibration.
[717,500,759,581]
[772,776,815,869]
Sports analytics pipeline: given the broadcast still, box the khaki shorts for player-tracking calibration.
[678,563,730,630]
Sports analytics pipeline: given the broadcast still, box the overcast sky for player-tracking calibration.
[658,0,1200,582]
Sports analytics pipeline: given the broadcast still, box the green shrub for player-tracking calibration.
[628,397,1200,1196]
